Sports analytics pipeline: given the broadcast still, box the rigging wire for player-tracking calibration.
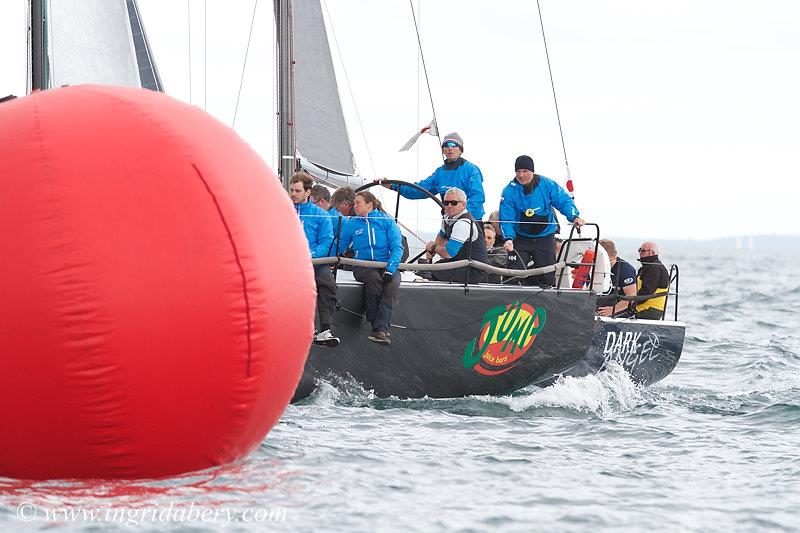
[536,0,571,180]
[232,0,258,128]
[204,0,207,111]
[270,0,277,172]
[415,0,420,233]
[187,0,192,104]
[408,0,441,148]
[321,0,377,178]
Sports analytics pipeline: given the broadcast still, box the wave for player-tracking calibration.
[298,373,377,408]
[740,403,800,425]
[299,364,643,419]
[472,364,643,418]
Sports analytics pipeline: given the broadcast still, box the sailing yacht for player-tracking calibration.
[7,0,685,400]
[274,1,685,400]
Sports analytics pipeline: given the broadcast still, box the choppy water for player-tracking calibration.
[2,248,799,532]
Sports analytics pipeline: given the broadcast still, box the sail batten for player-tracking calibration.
[293,0,357,182]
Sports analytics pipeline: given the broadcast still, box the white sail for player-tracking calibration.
[43,0,161,91]
[292,0,358,185]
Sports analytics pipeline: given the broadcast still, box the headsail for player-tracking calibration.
[292,0,360,187]
[30,0,162,91]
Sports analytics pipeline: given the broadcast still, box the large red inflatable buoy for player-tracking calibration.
[0,85,315,479]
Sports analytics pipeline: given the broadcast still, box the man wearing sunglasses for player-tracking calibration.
[635,242,670,320]
[499,155,584,287]
[380,132,486,220]
[423,188,488,284]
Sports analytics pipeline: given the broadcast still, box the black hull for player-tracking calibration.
[292,282,597,400]
[537,317,686,387]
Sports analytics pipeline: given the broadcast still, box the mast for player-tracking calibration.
[30,0,49,91]
[275,0,297,191]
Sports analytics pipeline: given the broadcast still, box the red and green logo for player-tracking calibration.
[462,301,547,376]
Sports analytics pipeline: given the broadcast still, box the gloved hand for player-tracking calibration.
[382,271,395,284]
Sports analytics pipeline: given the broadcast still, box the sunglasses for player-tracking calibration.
[442,141,461,149]
[638,248,652,253]
[442,200,462,206]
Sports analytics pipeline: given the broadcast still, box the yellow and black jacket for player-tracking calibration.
[636,255,670,315]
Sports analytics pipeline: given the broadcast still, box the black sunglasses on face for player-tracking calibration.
[638,248,652,253]
[442,200,462,206]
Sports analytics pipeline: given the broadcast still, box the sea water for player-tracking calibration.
[1,248,798,532]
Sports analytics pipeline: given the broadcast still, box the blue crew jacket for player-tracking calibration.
[295,200,333,258]
[499,175,579,240]
[326,206,340,222]
[392,158,485,220]
[338,210,404,274]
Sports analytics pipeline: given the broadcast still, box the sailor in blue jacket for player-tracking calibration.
[337,191,404,346]
[310,185,341,222]
[290,173,340,347]
[499,155,585,287]
[381,132,486,220]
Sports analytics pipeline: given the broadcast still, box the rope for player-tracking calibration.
[322,0,377,178]
[312,256,568,278]
[395,219,428,246]
[408,0,442,147]
[232,0,258,128]
[536,0,571,181]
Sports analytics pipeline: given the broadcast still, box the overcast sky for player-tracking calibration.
[1,1,798,241]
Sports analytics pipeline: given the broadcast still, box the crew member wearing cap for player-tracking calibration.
[380,132,486,220]
[499,155,584,286]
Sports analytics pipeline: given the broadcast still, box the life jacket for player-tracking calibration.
[571,249,595,288]
[635,278,668,313]
[441,211,488,264]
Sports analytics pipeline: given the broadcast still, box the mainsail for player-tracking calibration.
[30,0,162,91]
[125,0,163,91]
[291,0,360,187]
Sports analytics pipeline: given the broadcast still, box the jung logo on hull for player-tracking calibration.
[462,301,547,376]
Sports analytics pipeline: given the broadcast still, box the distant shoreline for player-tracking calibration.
[608,234,800,252]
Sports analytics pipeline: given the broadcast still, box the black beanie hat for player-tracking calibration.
[515,155,534,172]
